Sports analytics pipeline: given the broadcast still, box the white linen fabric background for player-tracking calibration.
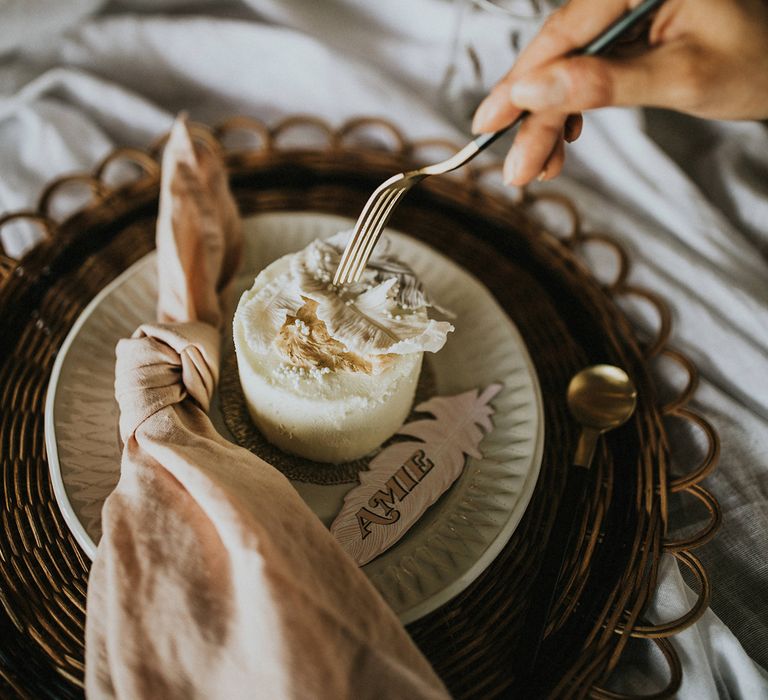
[1,0,767,697]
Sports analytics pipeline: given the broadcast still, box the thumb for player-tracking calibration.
[508,42,702,113]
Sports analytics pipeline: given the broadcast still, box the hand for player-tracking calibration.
[471,0,768,186]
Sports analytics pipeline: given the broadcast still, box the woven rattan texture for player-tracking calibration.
[0,117,720,699]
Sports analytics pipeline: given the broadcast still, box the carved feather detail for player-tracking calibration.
[241,233,453,357]
[330,383,503,566]
[239,274,304,352]
[294,240,454,356]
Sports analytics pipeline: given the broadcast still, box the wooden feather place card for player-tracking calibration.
[331,383,502,565]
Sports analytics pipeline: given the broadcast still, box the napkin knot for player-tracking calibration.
[115,321,220,441]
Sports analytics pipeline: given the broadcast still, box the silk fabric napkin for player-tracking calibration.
[84,117,449,700]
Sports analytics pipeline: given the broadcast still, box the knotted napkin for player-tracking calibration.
[85,117,449,700]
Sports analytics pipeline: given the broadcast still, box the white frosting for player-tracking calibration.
[233,232,453,463]
[238,232,454,358]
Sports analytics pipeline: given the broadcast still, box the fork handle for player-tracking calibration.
[579,0,666,57]
[472,114,527,153]
[470,0,666,155]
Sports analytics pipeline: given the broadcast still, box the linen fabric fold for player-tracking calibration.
[85,117,449,700]
[4,2,766,696]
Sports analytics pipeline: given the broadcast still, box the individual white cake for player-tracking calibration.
[233,232,453,463]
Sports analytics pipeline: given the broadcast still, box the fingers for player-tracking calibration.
[471,85,523,136]
[508,42,698,113]
[502,112,581,186]
[538,139,566,182]
[564,113,583,142]
[513,0,634,75]
[502,112,568,186]
[473,0,662,184]
[473,0,634,133]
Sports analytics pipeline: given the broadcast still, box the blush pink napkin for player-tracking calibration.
[85,117,450,700]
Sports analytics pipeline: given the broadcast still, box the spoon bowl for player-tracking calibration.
[567,365,637,467]
[567,364,637,431]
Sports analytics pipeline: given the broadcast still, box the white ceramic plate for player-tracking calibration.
[45,212,544,624]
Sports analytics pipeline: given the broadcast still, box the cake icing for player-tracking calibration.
[233,232,453,463]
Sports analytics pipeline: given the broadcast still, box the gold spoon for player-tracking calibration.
[517,365,637,675]
[568,364,638,468]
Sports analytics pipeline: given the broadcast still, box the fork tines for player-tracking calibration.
[333,175,410,286]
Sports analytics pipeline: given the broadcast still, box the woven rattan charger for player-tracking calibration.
[0,116,720,699]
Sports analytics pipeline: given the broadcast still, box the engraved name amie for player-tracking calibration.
[355,449,435,539]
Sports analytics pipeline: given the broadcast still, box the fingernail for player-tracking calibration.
[537,169,548,182]
[503,147,522,185]
[471,96,500,133]
[510,74,567,110]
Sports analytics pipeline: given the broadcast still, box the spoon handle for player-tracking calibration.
[515,464,590,681]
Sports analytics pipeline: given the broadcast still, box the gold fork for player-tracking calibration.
[333,0,665,286]
[332,129,508,286]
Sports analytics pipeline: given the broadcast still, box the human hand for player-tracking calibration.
[471,0,768,186]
